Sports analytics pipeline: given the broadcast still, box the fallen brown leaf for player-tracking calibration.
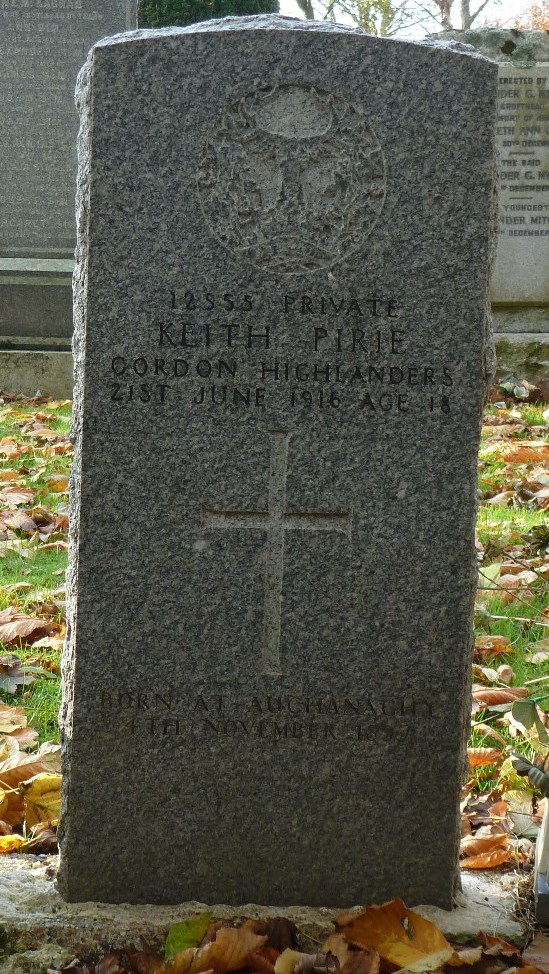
[502,444,549,463]
[275,951,308,974]
[45,474,69,492]
[474,636,512,662]
[336,900,456,971]
[0,486,36,506]
[0,833,25,853]
[472,687,528,708]
[253,919,298,953]
[460,834,509,858]
[496,665,515,684]
[20,771,62,827]
[0,440,28,458]
[0,607,57,644]
[2,510,39,532]
[158,925,267,974]
[25,822,58,854]
[478,934,520,957]
[447,947,484,966]
[0,653,45,693]
[0,740,60,807]
[294,954,339,974]
[461,815,472,838]
[473,724,508,747]
[460,848,513,869]
[0,702,27,735]
[468,748,503,769]
[485,491,513,507]
[322,935,352,967]
[95,955,126,974]
[341,952,379,974]
[472,665,500,684]
[488,801,510,820]
[126,949,165,973]
[523,932,549,974]
[248,949,277,974]
[527,650,549,665]
[24,426,66,442]
[0,703,38,750]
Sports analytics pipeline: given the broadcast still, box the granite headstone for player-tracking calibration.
[59,18,498,907]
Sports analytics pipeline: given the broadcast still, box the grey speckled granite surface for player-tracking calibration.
[59,16,498,907]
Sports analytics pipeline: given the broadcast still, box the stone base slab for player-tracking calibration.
[0,856,526,962]
[0,349,72,399]
[0,261,73,340]
[493,308,549,336]
[493,333,549,398]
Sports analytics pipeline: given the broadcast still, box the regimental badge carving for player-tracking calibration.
[197,84,386,274]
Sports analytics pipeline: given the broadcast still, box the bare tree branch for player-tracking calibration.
[461,0,499,28]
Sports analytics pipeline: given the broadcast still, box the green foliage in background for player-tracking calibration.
[138,0,279,28]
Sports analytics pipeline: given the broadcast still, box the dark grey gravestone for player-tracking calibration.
[59,17,498,907]
[0,0,136,395]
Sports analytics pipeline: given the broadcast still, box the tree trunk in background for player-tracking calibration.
[296,0,316,17]
[437,0,453,30]
[460,0,496,28]
[434,0,453,29]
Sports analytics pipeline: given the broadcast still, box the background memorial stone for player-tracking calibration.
[433,29,549,397]
[59,17,498,907]
[0,0,137,395]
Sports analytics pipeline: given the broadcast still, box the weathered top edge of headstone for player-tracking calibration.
[89,13,497,65]
[429,28,549,64]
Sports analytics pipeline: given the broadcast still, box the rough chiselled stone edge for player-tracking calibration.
[57,53,92,890]
[92,14,495,63]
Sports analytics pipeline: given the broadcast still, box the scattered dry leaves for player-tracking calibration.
[335,900,456,971]
[155,925,268,974]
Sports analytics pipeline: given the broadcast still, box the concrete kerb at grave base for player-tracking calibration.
[0,257,73,397]
[493,332,549,399]
[0,343,73,399]
[0,856,527,962]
